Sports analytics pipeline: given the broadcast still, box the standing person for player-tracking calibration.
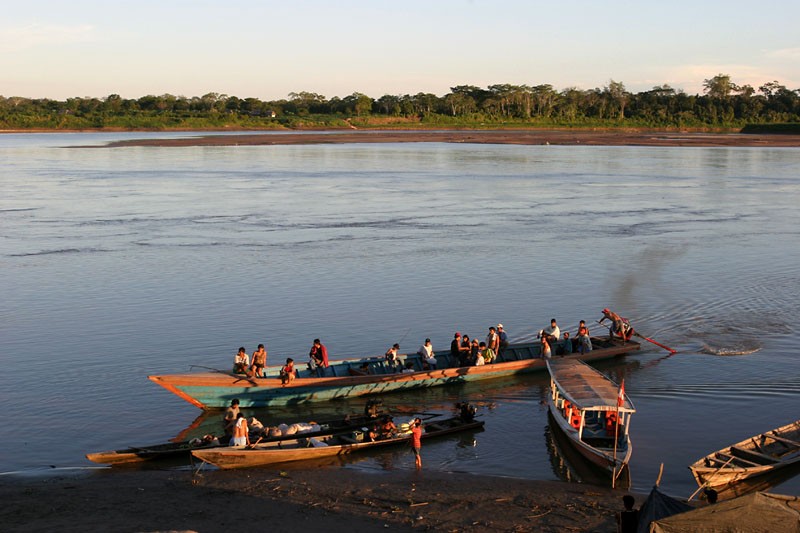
[617,494,639,533]
[577,320,593,354]
[418,338,436,370]
[385,343,400,371]
[486,326,499,357]
[600,308,635,342]
[310,339,329,377]
[229,413,250,447]
[223,398,240,437]
[539,319,561,343]
[250,343,267,378]
[497,324,509,359]
[410,418,423,469]
[450,333,463,366]
[233,347,249,374]
[461,335,473,366]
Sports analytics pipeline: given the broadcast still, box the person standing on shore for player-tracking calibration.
[230,413,250,447]
[411,418,423,468]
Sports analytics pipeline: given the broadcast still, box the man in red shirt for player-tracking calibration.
[411,418,423,468]
[310,339,329,377]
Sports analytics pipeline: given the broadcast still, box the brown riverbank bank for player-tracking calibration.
[94,129,800,148]
[1,467,647,532]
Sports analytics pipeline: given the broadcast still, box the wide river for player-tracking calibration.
[1,132,799,498]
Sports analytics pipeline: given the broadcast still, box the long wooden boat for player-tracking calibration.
[149,337,639,409]
[191,415,485,469]
[689,419,800,491]
[86,411,385,465]
[545,359,635,476]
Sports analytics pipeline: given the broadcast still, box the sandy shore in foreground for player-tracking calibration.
[1,467,645,532]
[95,129,800,148]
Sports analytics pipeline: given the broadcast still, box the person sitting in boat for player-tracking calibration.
[470,339,480,364]
[233,346,250,374]
[250,343,267,378]
[479,341,495,364]
[561,331,573,355]
[538,318,561,343]
[541,336,552,359]
[401,361,416,373]
[385,343,400,371]
[280,358,296,385]
[474,348,485,366]
[230,413,250,447]
[576,320,593,353]
[379,416,397,439]
[418,338,436,370]
[348,362,371,376]
[309,339,329,377]
[600,309,635,342]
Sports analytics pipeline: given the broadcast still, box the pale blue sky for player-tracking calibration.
[3,0,799,100]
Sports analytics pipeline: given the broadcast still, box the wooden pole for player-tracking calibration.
[687,455,736,501]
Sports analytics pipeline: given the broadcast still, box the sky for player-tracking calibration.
[2,0,799,101]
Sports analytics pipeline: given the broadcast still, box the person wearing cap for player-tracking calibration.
[497,324,509,359]
[418,338,436,370]
[599,309,634,342]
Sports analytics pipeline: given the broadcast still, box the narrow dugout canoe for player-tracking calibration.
[191,415,484,469]
[150,337,639,409]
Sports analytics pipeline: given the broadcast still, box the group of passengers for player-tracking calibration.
[231,310,629,381]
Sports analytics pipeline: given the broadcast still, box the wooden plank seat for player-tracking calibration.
[730,445,780,464]
[765,432,800,447]
[715,451,760,467]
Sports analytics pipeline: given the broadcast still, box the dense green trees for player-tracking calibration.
[1,74,798,130]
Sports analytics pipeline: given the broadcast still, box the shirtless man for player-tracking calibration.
[600,308,635,342]
[230,413,250,447]
[223,399,240,437]
[250,343,267,378]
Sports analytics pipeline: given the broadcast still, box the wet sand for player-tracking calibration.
[99,129,800,148]
[1,467,645,532]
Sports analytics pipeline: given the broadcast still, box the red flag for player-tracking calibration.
[617,379,625,407]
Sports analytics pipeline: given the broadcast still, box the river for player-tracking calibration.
[1,132,798,498]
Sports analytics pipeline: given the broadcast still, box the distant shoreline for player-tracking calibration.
[88,129,800,148]
[4,127,800,147]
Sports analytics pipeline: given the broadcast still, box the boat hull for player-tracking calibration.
[150,339,639,409]
[689,419,800,491]
[192,417,484,469]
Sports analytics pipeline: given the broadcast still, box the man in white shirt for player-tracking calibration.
[539,319,560,343]
[418,338,437,370]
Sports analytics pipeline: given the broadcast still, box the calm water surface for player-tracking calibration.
[1,132,799,498]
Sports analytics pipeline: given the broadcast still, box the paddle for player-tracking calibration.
[595,320,677,354]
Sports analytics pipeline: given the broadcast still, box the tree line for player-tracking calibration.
[1,74,798,131]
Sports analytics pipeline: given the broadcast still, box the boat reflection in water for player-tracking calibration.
[545,413,631,489]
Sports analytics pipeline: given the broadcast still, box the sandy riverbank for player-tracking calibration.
[95,129,800,148]
[1,467,648,532]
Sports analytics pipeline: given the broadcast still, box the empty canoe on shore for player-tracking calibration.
[150,337,639,409]
[192,415,484,469]
[689,419,800,491]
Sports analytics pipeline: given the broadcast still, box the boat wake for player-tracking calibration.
[700,343,761,356]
